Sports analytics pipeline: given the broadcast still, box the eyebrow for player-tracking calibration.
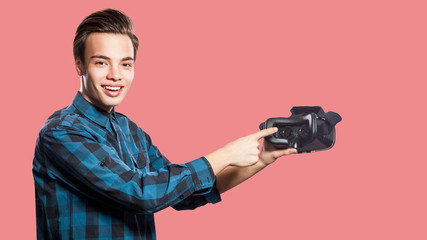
[90,55,134,61]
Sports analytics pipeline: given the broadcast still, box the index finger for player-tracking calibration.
[252,127,278,140]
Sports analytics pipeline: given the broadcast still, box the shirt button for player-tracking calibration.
[100,161,106,167]
[179,195,184,200]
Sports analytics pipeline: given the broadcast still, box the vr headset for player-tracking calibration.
[259,106,342,153]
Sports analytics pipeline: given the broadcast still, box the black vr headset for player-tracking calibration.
[259,106,342,153]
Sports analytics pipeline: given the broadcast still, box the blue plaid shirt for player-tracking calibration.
[33,92,221,239]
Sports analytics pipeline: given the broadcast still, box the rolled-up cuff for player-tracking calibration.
[203,182,221,204]
[185,156,216,191]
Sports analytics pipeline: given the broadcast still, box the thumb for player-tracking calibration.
[273,148,298,158]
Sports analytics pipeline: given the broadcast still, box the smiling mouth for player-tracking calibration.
[103,86,123,91]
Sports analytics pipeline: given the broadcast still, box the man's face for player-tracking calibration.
[76,32,135,113]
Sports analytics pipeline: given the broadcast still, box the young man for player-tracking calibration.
[33,8,296,239]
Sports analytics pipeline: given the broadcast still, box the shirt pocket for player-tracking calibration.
[127,139,149,170]
[131,151,149,170]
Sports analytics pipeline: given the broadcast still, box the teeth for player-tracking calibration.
[104,86,121,91]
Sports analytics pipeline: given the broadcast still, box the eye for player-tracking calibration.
[122,63,133,68]
[95,61,107,66]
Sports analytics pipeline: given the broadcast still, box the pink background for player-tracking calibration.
[1,0,426,239]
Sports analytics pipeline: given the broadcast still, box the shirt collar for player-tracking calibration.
[72,92,115,128]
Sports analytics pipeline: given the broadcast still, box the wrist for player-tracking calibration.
[257,158,269,169]
[204,148,232,175]
[243,159,268,176]
[258,155,274,168]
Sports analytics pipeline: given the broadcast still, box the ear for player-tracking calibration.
[75,58,84,76]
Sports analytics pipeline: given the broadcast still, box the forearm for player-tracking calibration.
[204,148,231,175]
[215,160,267,194]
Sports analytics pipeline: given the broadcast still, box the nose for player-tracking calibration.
[107,66,122,81]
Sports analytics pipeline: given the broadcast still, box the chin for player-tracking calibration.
[105,99,123,108]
